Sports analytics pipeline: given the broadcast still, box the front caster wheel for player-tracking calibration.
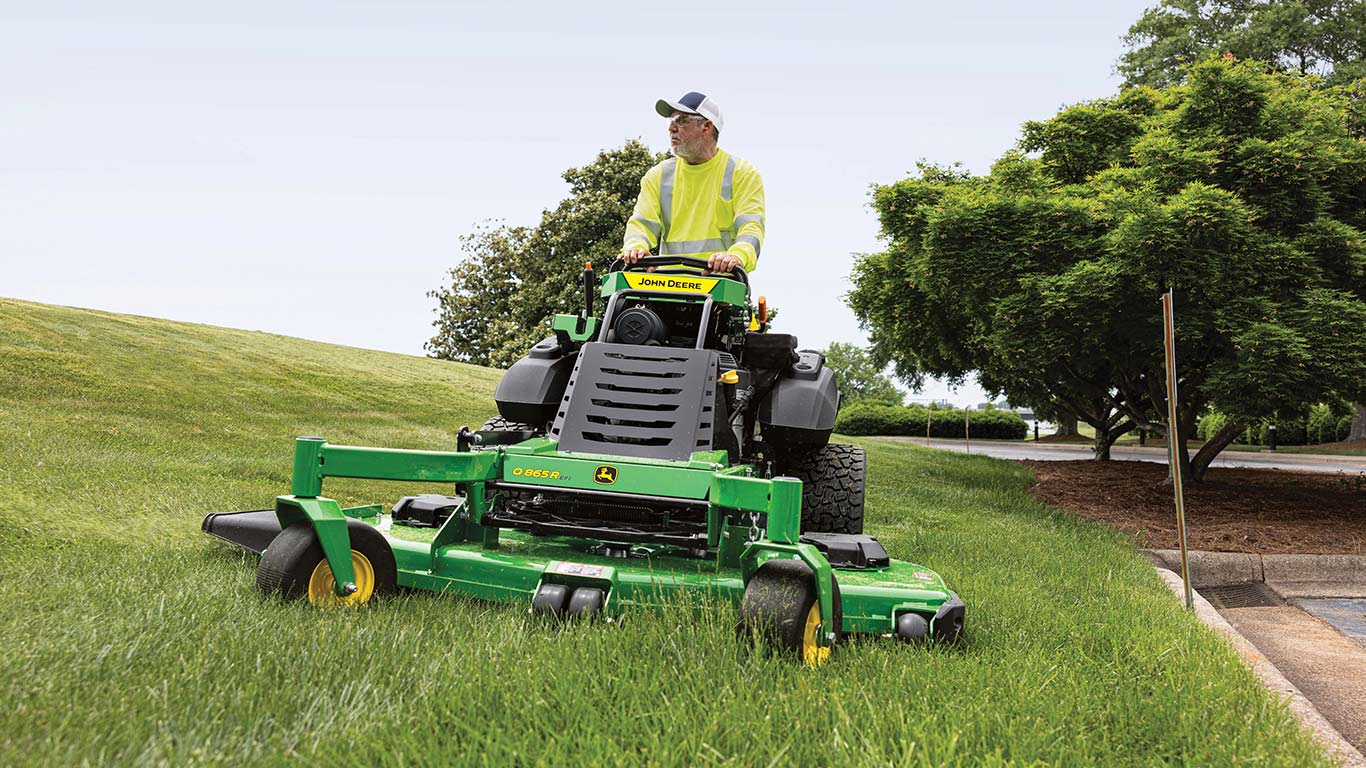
[256,519,397,606]
[737,560,842,667]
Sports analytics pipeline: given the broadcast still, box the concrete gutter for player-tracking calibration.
[1145,549,1366,597]
[1153,568,1366,767]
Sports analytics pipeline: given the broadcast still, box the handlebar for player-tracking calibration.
[606,255,749,287]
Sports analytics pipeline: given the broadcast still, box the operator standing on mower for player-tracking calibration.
[621,92,765,275]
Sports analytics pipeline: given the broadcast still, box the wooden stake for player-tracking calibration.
[1162,290,1194,612]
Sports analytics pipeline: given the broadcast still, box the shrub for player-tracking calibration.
[1306,404,1337,445]
[1207,407,1361,446]
[835,403,920,436]
[964,409,1029,439]
[1256,417,1307,446]
[835,403,1026,439]
[1197,411,1228,441]
[1336,414,1355,442]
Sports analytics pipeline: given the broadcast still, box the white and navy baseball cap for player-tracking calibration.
[655,91,724,133]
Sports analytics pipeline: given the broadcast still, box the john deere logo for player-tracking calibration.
[593,465,618,485]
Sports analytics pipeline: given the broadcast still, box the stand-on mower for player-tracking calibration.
[203,256,963,665]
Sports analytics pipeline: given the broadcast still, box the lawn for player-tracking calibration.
[0,298,1332,766]
[1236,444,1366,457]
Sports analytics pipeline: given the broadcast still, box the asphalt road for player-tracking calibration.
[882,438,1366,475]
[1297,598,1366,646]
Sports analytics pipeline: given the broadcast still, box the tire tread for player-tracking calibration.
[785,444,865,534]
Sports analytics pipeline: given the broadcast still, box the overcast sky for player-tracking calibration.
[1,0,1152,406]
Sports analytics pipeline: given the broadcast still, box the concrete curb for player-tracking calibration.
[1154,568,1366,767]
[1145,549,1366,593]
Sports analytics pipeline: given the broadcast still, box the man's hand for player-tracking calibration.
[707,252,742,274]
[621,247,650,265]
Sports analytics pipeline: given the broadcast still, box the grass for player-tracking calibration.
[0,297,1333,767]
[1230,444,1366,457]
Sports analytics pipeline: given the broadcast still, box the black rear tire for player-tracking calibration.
[782,444,865,534]
[482,416,541,435]
[481,416,543,513]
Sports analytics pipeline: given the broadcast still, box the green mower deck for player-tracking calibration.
[205,436,965,663]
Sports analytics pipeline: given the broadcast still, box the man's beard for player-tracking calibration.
[673,139,703,163]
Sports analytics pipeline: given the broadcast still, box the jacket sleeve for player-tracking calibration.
[729,162,765,272]
[622,166,663,253]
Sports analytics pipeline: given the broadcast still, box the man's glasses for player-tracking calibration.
[669,113,705,126]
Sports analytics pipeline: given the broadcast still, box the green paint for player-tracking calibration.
[275,495,355,594]
[551,313,599,342]
[341,504,382,519]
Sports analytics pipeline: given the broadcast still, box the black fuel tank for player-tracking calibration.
[758,349,839,446]
[494,337,575,427]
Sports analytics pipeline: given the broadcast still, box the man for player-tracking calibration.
[620,92,765,274]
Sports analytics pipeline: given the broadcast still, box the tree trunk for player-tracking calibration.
[1188,420,1245,483]
[1175,406,1198,482]
[1055,417,1078,437]
[1159,407,1200,485]
[1350,402,1366,441]
[1093,421,1135,461]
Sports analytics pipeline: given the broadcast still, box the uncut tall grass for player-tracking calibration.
[0,298,1331,766]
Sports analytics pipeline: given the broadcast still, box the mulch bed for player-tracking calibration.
[1021,460,1366,555]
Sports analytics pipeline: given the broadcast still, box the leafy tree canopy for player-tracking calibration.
[850,58,1366,479]
[427,141,668,367]
[1120,0,1366,87]
[821,342,903,407]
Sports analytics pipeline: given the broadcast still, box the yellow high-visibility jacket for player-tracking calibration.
[621,149,765,272]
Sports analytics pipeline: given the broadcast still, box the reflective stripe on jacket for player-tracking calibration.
[622,149,765,272]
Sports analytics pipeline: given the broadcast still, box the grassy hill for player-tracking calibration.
[0,298,1331,766]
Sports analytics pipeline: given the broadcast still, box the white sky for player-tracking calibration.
[1,0,1151,406]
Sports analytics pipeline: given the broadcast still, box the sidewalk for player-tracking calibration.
[1150,551,1366,763]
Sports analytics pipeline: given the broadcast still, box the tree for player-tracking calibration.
[850,58,1366,480]
[427,141,668,367]
[1121,2,1366,443]
[821,342,903,407]
[1120,0,1366,88]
